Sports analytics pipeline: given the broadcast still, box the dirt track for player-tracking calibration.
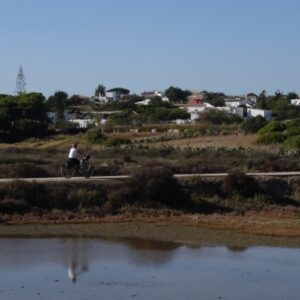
[1,171,300,183]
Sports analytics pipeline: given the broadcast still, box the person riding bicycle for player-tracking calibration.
[68,143,80,171]
[62,144,94,178]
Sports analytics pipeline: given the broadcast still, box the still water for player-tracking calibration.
[0,238,299,300]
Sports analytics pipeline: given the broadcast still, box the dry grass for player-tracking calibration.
[151,134,280,151]
[0,132,276,151]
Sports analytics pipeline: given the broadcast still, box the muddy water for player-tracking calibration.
[0,238,299,300]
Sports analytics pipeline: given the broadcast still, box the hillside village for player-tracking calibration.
[2,86,300,147]
[49,88,279,129]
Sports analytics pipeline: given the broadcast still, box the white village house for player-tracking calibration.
[141,90,164,98]
[178,93,272,122]
[291,99,300,106]
[247,108,272,120]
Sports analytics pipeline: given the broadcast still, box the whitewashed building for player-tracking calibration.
[291,99,300,106]
[141,90,163,98]
[47,112,77,123]
[225,98,246,108]
[69,119,96,128]
[246,108,272,121]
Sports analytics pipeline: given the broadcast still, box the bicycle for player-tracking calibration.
[61,154,95,178]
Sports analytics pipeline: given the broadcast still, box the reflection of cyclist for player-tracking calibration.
[68,143,80,170]
[67,240,89,284]
[68,260,77,283]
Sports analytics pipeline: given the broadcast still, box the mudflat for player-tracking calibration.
[1,212,300,248]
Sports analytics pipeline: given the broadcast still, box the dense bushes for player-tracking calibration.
[241,116,267,133]
[0,181,108,212]
[188,174,298,211]
[222,172,261,198]
[256,132,286,145]
[255,119,300,149]
[12,163,49,178]
[129,166,189,207]
[283,136,300,150]
[85,128,105,144]
[0,93,50,141]
[0,163,49,178]
[0,171,299,216]
[85,128,131,146]
[198,110,243,125]
[104,136,131,147]
[257,120,286,134]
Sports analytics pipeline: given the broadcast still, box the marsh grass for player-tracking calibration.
[0,132,300,179]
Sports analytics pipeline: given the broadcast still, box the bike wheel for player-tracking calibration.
[81,163,95,178]
[61,163,72,178]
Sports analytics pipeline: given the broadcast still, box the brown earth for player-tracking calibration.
[1,210,300,248]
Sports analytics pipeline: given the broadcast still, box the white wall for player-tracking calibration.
[247,109,272,121]
[291,99,300,106]
[69,119,96,128]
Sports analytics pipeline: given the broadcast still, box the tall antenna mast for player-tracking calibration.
[16,66,26,95]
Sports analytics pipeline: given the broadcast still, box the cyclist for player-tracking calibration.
[68,143,80,171]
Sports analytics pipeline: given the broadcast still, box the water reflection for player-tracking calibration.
[122,238,180,266]
[0,238,251,279]
[0,238,181,283]
[67,240,89,283]
[0,238,300,300]
[226,245,248,252]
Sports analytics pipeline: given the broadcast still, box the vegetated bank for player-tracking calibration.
[0,166,300,239]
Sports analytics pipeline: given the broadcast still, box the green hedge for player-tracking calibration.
[255,132,286,145]
[257,121,286,135]
[283,135,300,150]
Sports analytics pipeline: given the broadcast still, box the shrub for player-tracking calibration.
[198,110,243,125]
[255,132,286,145]
[186,177,222,197]
[129,166,189,207]
[86,128,105,144]
[285,126,300,138]
[67,188,107,208]
[222,172,261,198]
[283,135,300,150]
[0,180,50,209]
[241,116,267,133]
[15,119,49,138]
[53,119,79,133]
[259,178,296,206]
[257,121,286,135]
[0,198,30,214]
[105,136,131,147]
[285,118,300,130]
[123,155,133,163]
[9,162,49,178]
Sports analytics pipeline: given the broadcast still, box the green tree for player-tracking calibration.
[274,90,284,101]
[150,96,165,107]
[286,92,298,102]
[198,110,242,125]
[106,87,130,95]
[164,86,187,103]
[205,92,225,106]
[67,95,84,106]
[241,116,267,133]
[95,84,106,98]
[0,93,49,141]
[47,91,68,120]
[19,93,47,121]
[256,90,267,109]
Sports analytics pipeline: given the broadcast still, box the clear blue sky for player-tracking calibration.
[1,0,300,97]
